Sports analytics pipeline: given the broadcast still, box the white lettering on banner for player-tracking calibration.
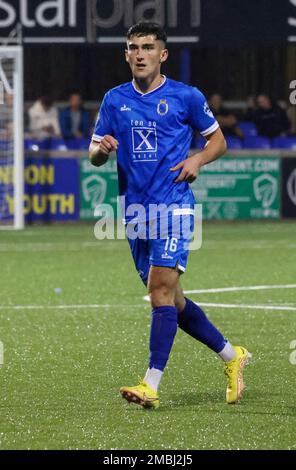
[21,0,35,27]
[0,0,78,29]
[36,0,65,28]
[0,0,16,28]
[92,0,200,29]
[69,0,77,26]
[288,0,296,27]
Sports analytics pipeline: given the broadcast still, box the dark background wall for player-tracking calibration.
[24,44,294,102]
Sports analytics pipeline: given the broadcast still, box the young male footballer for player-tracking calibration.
[89,22,251,409]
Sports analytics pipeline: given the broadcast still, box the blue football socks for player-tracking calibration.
[149,306,178,371]
[178,298,226,353]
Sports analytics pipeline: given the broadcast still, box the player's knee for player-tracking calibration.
[149,286,175,308]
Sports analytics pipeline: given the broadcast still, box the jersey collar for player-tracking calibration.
[131,75,167,97]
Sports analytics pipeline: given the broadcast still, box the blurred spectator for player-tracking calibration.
[208,93,243,139]
[28,95,61,140]
[246,94,290,138]
[0,91,13,139]
[244,96,257,121]
[59,92,91,140]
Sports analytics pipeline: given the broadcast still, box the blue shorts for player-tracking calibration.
[127,213,194,285]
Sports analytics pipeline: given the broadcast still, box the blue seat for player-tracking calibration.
[243,136,271,149]
[24,138,51,151]
[271,137,296,149]
[66,138,90,150]
[50,138,68,150]
[225,136,242,149]
[239,121,257,137]
[0,139,13,151]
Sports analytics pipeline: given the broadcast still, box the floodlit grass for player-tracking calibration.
[0,221,295,449]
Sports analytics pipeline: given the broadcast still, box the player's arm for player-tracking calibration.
[170,127,226,183]
[89,135,119,167]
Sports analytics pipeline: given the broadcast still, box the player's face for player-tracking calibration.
[125,35,168,80]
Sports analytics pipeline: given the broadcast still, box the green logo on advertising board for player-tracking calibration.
[80,156,118,220]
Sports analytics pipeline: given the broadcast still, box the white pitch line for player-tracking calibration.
[184,284,296,294]
[196,302,296,312]
[141,299,296,312]
[0,304,146,311]
[0,302,295,312]
[1,302,295,312]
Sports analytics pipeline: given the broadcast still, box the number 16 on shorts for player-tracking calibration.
[164,237,178,253]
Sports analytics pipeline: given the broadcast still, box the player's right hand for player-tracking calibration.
[99,135,119,155]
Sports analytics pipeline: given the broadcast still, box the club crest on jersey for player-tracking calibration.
[157,99,168,116]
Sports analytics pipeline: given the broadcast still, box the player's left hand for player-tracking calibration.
[170,157,201,183]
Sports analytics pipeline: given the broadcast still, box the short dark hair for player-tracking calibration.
[126,22,167,46]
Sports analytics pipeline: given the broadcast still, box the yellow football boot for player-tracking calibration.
[120,381,160,409]
[224,346,252,404]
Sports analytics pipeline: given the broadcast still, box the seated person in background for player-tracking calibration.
[28,95,61,140]
[0,91,13,139]
[247,94,291,138]
[244,96,257,122]
[59,92,90,140]
[208,93,243,139]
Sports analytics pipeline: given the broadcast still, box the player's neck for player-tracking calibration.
[133,74,164,94]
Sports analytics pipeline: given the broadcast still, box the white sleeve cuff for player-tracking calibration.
[92,134,104,142]
[200,121,219,137]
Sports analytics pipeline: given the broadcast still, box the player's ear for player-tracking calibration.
[125,49,129,62]
[160,49,168,64]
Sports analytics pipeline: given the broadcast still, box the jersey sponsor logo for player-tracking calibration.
[157,99,169,116]
[161,252,174,260]
[203,102,214,118]
[120,104,131,111]
[132,127,157,153]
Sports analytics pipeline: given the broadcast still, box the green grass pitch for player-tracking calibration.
[0,221,296,450]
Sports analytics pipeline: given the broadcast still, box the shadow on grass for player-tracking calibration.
[160,390,223,410]
[160,391,296,417]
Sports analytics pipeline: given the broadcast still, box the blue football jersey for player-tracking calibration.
[92,77,219,221]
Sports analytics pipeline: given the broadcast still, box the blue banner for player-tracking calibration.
[0,157,80,223]
[24,158,80,222]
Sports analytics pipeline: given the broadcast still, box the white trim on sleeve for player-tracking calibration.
[200,121,219,137]
[92,134,103,142]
